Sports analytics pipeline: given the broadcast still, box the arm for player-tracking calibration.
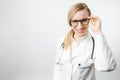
[53,37,64,80]
[93,33,116,71]
[89,15,116,71]
[53,64,61,80]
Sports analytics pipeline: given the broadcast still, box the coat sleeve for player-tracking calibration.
[93,33,116,72]
[53,37,64,80]
[53,64,61,80]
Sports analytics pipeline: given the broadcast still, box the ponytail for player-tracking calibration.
[64,29,74,50]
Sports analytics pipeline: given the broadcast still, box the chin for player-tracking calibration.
[76,30,88,36]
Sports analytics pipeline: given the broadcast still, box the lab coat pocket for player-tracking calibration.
[72,63,92,80]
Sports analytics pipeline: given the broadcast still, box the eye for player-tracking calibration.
[71,20,79,22]
[81,18,88,22]
[71,20,79,26]
[81,18,89,24]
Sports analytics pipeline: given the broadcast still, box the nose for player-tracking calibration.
[76,22,82,29]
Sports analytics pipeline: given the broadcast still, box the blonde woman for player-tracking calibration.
[53,3,116,80]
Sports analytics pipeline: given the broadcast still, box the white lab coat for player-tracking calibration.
[53,32,116,80]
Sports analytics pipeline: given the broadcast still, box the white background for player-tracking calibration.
[0,0,120,80]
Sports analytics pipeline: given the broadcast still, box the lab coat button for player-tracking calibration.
[78,63,81,66]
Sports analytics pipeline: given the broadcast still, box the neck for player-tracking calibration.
[73,32,88,42]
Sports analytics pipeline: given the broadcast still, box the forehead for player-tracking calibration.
[72,9,89,20]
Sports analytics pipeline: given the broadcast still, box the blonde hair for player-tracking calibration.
[64,3,91,50]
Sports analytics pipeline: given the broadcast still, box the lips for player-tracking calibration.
[76,28,86,33]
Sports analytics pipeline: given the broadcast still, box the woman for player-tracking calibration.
[53,2,116,80]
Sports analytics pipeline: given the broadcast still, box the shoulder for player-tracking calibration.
[56,36,65,47]
[56,36,65,49]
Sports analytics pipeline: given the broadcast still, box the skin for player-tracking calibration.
[71,9,102,42]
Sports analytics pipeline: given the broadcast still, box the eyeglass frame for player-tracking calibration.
[70,17,90,27]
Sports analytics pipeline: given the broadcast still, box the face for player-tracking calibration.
[71,9,90,37]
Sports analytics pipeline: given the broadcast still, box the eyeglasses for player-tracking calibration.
[71,18,90,27]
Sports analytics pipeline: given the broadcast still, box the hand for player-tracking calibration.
[88,15,102,35]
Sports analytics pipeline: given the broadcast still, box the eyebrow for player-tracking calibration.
[71,18,90,22]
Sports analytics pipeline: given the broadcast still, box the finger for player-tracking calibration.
[91,20,95,25]
[90,19,94,25]
[87,16,97,21]
[93,18,97,21]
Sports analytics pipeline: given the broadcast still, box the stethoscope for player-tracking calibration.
[57,36,95,65]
